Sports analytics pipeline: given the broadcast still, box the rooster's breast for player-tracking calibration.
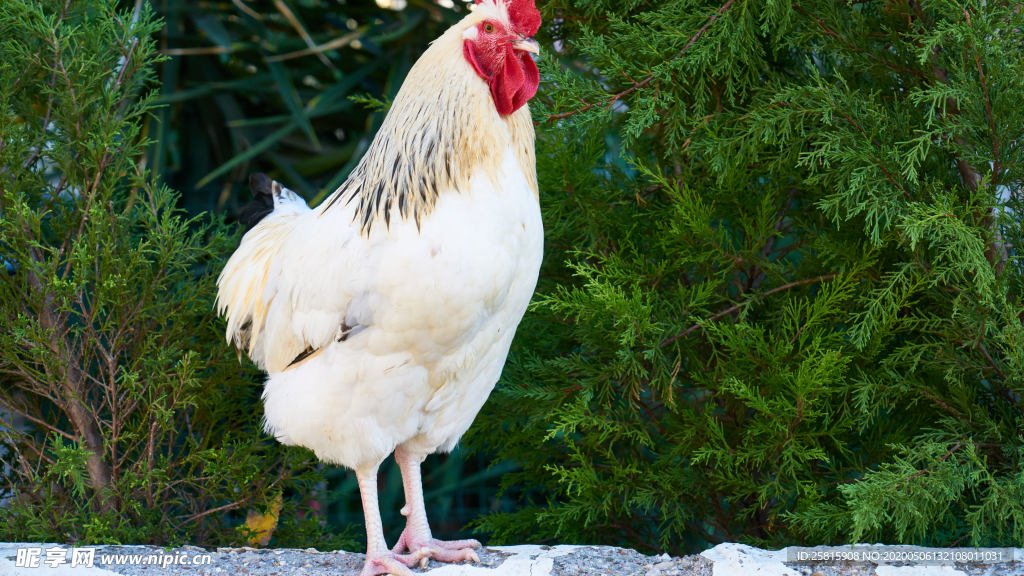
[268,148,542,466]
[365,148,542,452]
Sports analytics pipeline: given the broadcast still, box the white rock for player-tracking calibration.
[701,543,800,576]
[419,545,579,576]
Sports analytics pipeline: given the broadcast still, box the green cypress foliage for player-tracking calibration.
[0,0,350,548]
[466,0,1024,552]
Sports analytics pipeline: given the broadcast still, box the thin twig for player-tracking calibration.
[161,46,233,56]
[544,0,735,123]
[833,109,913,200]
[232,0,264,21]
[921,390,978,428]
[22,72,59,171]
[265,30,361,62]
[947,533,971,548]
[18,411,78,441]
[272,0,337,71]
[177,498,251,525]
[898,442,965,487]
[659,274,838,347]
[792,4,925,77]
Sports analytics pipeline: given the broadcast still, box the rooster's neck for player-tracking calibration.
[321,14,537,234]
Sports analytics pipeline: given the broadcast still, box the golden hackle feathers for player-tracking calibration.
[321,0,537,231]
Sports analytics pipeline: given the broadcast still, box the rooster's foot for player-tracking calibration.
[392,529,481,565]
[359,547,432,576]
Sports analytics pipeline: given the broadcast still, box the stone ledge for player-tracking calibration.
[1,542,1021,576]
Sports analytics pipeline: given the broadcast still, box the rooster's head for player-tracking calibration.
[461,0,542,116]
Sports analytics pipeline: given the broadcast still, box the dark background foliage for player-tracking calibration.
[147,0,458,215]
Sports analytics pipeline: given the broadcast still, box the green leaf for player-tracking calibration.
[265,58,319,149]
[195,120,297,188]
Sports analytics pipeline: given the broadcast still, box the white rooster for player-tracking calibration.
[215,1,543,575]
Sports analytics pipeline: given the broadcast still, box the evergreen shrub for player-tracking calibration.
[467,0,1024,553]
[0,0,350,549]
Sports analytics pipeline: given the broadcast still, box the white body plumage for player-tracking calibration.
[250,150,541,469]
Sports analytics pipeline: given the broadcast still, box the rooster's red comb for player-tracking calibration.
[475,0,542,36]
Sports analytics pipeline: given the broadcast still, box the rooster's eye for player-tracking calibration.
[484,23,495,33]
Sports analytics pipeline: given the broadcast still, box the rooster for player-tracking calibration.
[215,1,543,575]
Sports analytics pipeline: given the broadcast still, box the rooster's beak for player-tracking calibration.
[512,38,540,54]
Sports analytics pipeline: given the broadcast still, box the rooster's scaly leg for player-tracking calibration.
[391,447,481,564]
[357,467,432,576]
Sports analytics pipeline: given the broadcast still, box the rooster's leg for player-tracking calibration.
[391,447,481,564]
[356,467,432,576]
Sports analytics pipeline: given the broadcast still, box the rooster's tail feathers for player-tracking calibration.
[216,174,311,367]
